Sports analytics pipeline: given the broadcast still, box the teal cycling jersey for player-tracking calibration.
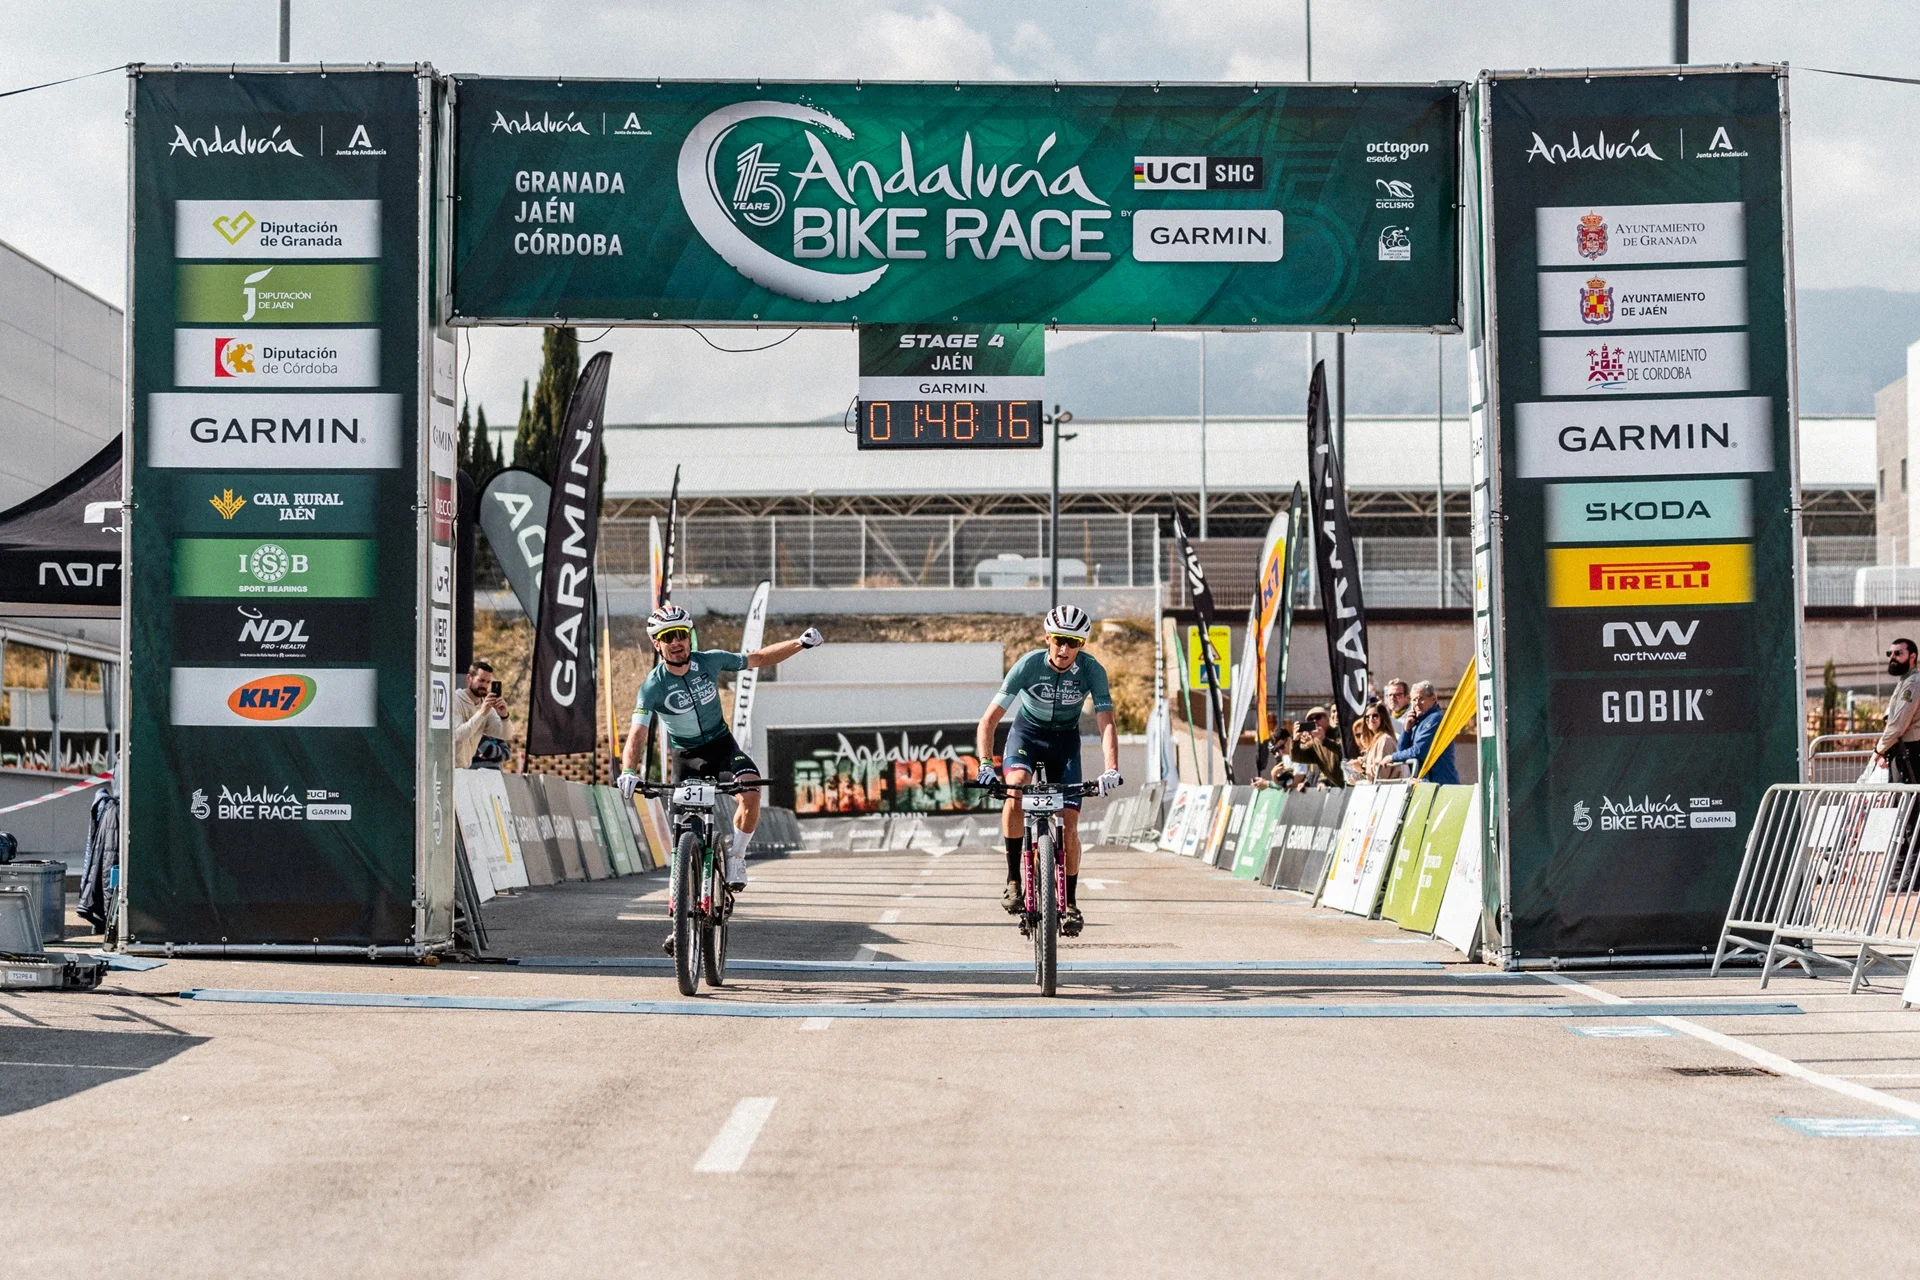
[632,650,747,750]
[992,648,1113,728]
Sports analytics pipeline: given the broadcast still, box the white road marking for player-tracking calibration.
[879,909,901,924]
[853,945,878,963]
[799,1017,833,1032]
[615,913,650,921]
[1835,1072,1920,1080]
[0,1059,142,1072]
[695,1097,778,1173]
[1535,972,1920,1122]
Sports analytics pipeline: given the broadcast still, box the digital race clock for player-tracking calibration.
[856,323,1045,451]
[857,398,1043,450]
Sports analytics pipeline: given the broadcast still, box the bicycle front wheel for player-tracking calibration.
[673,829,702,996]
[701,858,729,987]
[1034,830,1058,997]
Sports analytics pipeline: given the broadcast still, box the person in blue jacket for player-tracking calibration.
[1388,680,1460,785]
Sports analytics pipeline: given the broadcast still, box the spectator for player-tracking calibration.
[454,660,511,768]
[1289,706,1345,788]
[1352,703,1398,781]
[1874,638,1920,781]
[1382,678,1411,737]
[1388,680,1460,785]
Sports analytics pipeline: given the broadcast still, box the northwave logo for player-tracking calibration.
[169,124,303,157]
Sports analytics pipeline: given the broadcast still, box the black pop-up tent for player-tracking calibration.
[0,438,121,617]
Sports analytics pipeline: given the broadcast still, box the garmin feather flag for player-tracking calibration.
[526,351,612,756]
[1306,362,1370,760]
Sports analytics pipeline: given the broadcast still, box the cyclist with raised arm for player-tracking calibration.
[619,606,823,940]
[975,605,1122,937]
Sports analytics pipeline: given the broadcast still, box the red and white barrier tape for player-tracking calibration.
[0,772,112,816]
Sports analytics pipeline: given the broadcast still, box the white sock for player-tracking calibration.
[731,825,752,858]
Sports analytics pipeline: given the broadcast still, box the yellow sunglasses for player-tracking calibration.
[1046,634,1084,648]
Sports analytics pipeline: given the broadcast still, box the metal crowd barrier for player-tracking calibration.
[1712,783,1920,991]
[1095,782,1166,848]
[1806,733,1881,785]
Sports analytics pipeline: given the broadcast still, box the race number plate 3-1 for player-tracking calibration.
[674,782,716,809]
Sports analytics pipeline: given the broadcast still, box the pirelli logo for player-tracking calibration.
[1548,542,1753,608]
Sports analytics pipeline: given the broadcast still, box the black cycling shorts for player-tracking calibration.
[672,729,760,784]
[1002,716,1083,811]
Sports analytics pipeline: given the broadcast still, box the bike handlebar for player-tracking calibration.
[634,776,771,798]
[966,779,1103,799]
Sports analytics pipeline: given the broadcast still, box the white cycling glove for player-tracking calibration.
[617,771,641,799]
[798,626,825,649]
[1097,769,1124,796]
[976,761,998,787]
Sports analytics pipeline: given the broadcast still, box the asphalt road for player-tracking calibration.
[6,844,1920,1277]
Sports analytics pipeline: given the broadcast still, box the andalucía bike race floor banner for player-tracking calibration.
[1473,67,1802,961]
[125,67,452,951]
[447,80,1462,330]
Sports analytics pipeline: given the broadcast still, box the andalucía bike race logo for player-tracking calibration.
[677,101,1112,304]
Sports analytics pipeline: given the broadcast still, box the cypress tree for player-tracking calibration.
[457,398,473,475]
[512,326,579,482]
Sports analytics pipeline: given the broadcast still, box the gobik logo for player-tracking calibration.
[226,673,317,721]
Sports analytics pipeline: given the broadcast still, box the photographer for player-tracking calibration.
[1288,706,1345,789]
[454,659,511,769]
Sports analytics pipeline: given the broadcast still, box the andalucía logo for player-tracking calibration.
[169,124,303,157]
[1580,278,1614,324]
[677,101,1109,304]
[227,673,316,721]
[1577,212,1607,260]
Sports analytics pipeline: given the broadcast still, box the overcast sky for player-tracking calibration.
[2,0,1916,428]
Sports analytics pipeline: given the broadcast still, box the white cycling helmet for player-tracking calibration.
[1044,604,1092,642]
[645,604,693,640]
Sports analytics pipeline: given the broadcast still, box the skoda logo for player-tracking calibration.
[249,543,292,583]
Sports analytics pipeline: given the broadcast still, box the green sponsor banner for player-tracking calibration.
[1231,789,1284,879]
[169,473,378,533]
[1378,783,1438,923]
[175,263,379,323]
[172,537,378,597]
[1479,70,1799,959]
[451,80,1462,328]
[1543,477,1751,545]
[1398,784,1473,933]
[128,69,427,948]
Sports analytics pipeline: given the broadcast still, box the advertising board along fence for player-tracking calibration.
[1713,782,1920,991]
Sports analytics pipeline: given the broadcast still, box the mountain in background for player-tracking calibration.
[1043,287,1920,418]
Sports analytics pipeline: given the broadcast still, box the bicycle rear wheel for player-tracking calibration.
[701,859,729,987]
[673,829,702,996]
[1034,830,1058,997]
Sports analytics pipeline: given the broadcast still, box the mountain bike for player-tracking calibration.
[972,775,1102,997]
[636,774,768,996]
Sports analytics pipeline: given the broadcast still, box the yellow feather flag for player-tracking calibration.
[1419,655,1478,778]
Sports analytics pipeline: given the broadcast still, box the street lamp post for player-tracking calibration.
[279,0,290,61]
[1047,404,1075,608]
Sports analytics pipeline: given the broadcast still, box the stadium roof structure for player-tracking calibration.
[577,413,1874,525]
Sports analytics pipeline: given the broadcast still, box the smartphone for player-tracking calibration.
[490,680,502,697]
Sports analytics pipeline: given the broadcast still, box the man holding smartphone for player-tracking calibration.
[454,659,512,768]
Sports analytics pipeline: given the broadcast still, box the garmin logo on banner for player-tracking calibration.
[1516,397,1773,478]
[1551,676,1749,738]
[148,393,403,469]
[676,101,1111,304]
